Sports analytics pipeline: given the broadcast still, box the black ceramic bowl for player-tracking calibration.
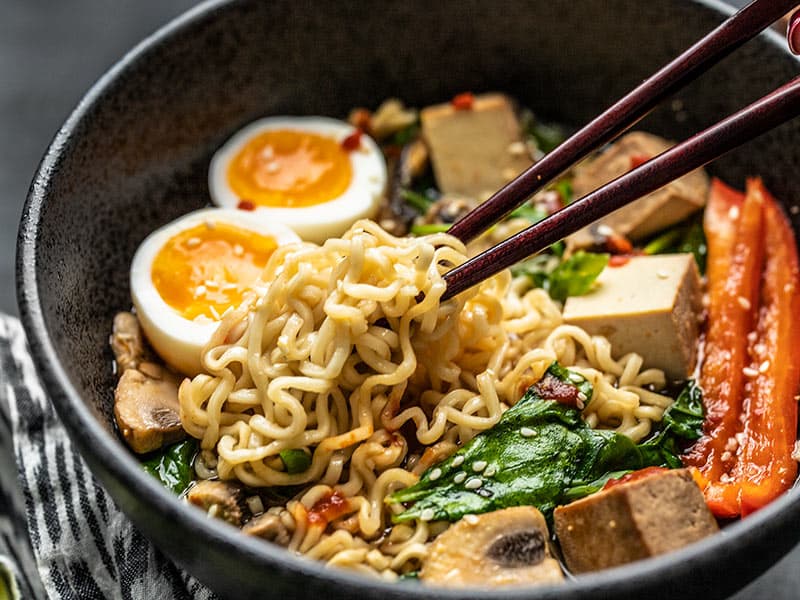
[16,0,800,598]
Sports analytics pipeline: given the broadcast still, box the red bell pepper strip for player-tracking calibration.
[735,179,800,516]
[684,178,765,518]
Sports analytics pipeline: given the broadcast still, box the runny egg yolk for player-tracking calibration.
[227,129,353,208]
[151,222,277,321]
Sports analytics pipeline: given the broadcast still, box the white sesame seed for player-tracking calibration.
[465,478,483,490]
[266,161,280,173]
[656,270,670,279]
[721,451,732,463]
[204,219,216,230]
[452,455,465,467]
[484,465,497,477]
[747,331,758,344]
[568,373,584,383]
[786,283,795,293]
[743,367,759,378]
[520,427,536,438]
[464,514,480,525]
[724,437,738,453]
[735,432,747,447]
[472,461,487,472]
[728,205,740,220]
[597,224,614,237]
[186,237,202,248]
[737,296,751,310]
[204,279,219,289]
[429,468,442,481]
[195,285,207,297]
[420,508,435,522]
[453,472,467,484]
[759,360,770,373]
[233,244,245,257]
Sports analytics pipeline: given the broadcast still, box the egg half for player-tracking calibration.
[209,116,387,243]
[130,207,300,375]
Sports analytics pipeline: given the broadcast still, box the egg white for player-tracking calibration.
[130,207,300,376]
[208,116,387,244]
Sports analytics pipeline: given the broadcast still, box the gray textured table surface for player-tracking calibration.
[1,0,798,598]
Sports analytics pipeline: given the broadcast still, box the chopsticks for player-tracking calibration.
[440,0,800,302]
[442,75,800,301]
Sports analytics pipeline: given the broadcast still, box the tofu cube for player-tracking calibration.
[554,469,718,574]
[561,253,701,380]
[569,132,708,248]
[421,93,532,198]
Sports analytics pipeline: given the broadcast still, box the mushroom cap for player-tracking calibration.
[187,480,246,526]
[113,362,185,454]
[421,506,565,587]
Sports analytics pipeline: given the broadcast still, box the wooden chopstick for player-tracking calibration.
[446,0,797,244]
[441,76,800,301]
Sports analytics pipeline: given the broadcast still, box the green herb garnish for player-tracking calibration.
[279,448,312,474]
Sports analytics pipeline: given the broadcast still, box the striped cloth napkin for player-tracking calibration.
[0,314,218,599]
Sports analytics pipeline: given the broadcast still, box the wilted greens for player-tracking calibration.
[142,439,197,495]
[512,251,609,302]
[389,364,702,523]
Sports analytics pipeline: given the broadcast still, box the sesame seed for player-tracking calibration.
[464,514,479,525]
[747,331,758,344]
[472,461,487,472]
[186,237,202,248]
[759,360,770,373]
[420,508,435,522]
[520,427,536,438]
[597,224,614,237]
[737,296,751,310]
[721,451,732,463]
[786,283,795,293]
[195,285,207,297]
[204,219,216,230]
[743,367,759,378]
[265,161,280,173]
[568,372,584,383]
[454,472,466,484]
[656,270,670,279]
[452,455,465,467]
[728,206,740,220]
[465,478,483,490]
[484,465,497,477]
[233,244,245,257]
[429,468,442,481]
[724,437,738,453]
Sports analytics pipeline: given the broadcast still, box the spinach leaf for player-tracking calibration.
[389,366,703,523]
[546,251,609,302]
[509,202,549,224]
[279,448,312,474]
[142,439,197,495]
[514,251,608,302]
[637,379,704,468]
[643,217,707,273]
[410,223,451,236]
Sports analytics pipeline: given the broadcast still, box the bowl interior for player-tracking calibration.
[18,0,800,598]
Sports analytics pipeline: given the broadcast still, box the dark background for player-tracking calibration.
[0,0,797,598]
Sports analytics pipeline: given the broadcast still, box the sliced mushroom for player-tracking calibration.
[110,311,150,373]
[420,193,477,226]
[381,139,430,236]
[187,480,246,526]
[421,507,564,587]
[113,361,185,454]
[243,512,291,546]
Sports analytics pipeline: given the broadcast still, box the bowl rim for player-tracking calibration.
[15,0,800,597]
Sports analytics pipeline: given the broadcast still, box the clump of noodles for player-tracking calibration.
[179,219,671,578]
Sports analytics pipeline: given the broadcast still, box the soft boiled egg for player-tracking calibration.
[208,116,386,243]
[130,207,300,375]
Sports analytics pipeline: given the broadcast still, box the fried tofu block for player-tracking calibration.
[562,253,701,380]
[421,93,532,198]
[568,132,708,248]
[554,469,718,574]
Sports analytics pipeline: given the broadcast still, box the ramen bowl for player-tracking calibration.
[16,0,800,598]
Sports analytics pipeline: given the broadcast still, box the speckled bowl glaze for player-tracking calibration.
[16,0,800,598]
